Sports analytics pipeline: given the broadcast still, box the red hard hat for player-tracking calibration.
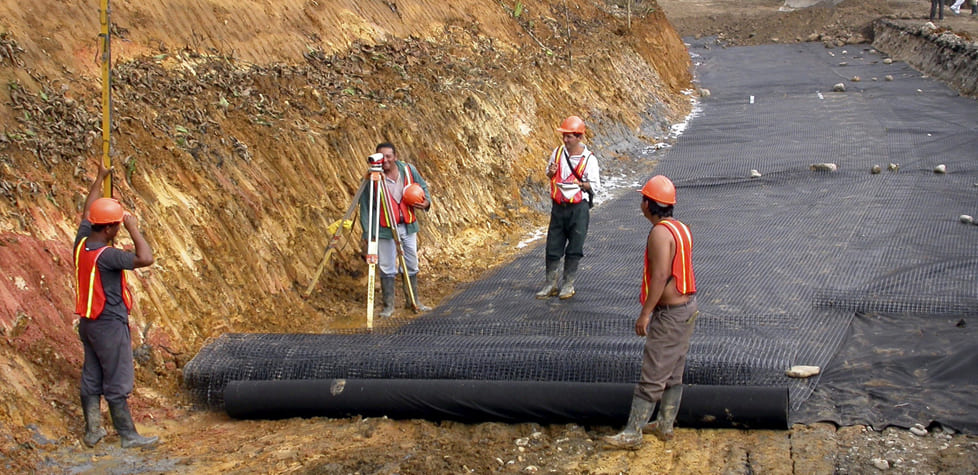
[639,175,676,205]
[556,116,586,134]
[89,197,125,224]
[403,183,425,206]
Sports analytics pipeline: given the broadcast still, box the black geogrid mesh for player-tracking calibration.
[184,40,978,425]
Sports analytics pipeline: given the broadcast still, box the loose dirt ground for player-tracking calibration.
[8,1,978,474]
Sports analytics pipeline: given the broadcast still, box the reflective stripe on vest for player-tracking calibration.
[549,146,590,204]
[74,237,133,319]
[641,218,696,304]
[379,164,417,228]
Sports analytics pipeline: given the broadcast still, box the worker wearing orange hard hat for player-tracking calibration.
[536,115,601,300]
[359,142,432,318]
[604,175,697,450]
[74,159,158,449]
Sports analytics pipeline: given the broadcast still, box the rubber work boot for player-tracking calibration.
[535,260,560,299]
[407,274,432,312]
[601,396,655,450]
[645,384,683,442]
[558,259,579,300]
[108,400,159,449]
[380,276,396,318]
[81,395,107,448]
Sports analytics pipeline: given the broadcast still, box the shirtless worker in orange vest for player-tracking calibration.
[74,160,158,449]
[603,175,698,450]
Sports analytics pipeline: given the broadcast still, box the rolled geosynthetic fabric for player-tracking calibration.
[224,379,788,429]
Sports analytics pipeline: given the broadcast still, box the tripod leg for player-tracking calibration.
[303,177,368,298]
[378,179,419,311]
[364,173,384,329]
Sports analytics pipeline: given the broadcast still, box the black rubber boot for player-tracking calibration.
[81,395,107,448]
[380,276,396,318]
[602,397,655,450]
[558,258,579,300]
[535,260,560,299]
[407,274,432,312]
[108,400,159,449]
[645,384,683,441]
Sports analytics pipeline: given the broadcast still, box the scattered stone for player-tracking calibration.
[786,365,821,378]
[851,76,861,82]
[887,163,899,171]
[872,458,891,470]
[910,425,928,437]
[872,77,878,81]
[960,215,974,224]
[699,88,711,97]
[810,163,838,172]
[833,83,846,92]
[750,169,762,178]
[933,164,946,174]
[871,165,882,174]
[883,58,893,64]
[839,61,848,66]
[885,75,894,81]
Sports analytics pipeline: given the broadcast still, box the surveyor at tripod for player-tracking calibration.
[358,141,432,318]
[74,159,159,449]
[536,115,601,300]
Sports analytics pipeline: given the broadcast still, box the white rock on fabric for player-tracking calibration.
[810,163,838,172]
[785,365,821,378]
[933,164,946,173]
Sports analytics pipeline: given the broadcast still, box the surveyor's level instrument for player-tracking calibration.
[99,0,112,197]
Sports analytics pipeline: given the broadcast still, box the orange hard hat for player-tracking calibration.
[403,183,425,206]
[639,175,676,205]
[556,116,586,135]
[89,197,125,224]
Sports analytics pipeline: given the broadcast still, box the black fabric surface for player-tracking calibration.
[184,38,978,433]
[224,380,789,429]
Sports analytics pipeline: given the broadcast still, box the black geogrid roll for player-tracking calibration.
[184,40,977,430]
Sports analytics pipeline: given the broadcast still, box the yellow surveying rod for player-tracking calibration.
[99,0,112,197]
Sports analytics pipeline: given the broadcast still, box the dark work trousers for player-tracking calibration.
[544,201,590,263]
[635,296,698,403]
[931,0,945,19]
[79,318,135,404]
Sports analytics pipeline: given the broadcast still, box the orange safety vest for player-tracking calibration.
[379,165,418,228]
[74,237,133,319]
[549,146,591,205]
[640,218,696,304]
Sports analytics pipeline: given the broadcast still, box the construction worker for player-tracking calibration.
[359,142,432,318]
[603,175,697,450]
[74,160,158,449]
[536,115,601,300]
